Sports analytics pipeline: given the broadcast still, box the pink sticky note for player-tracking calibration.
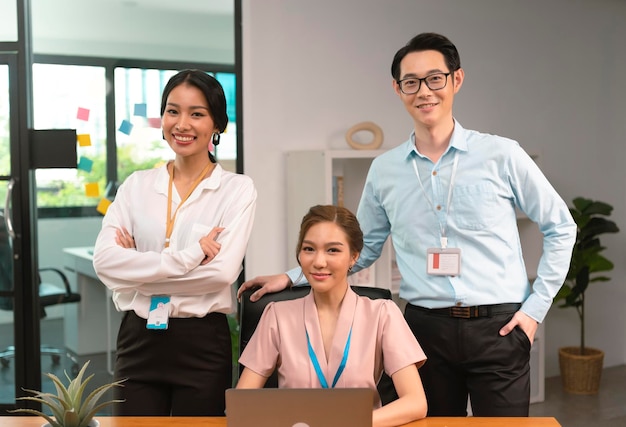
[77,107,90,121]
[148,117,161,128]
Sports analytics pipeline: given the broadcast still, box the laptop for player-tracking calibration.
[225,388,374,427]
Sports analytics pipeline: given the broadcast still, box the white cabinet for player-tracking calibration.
[286,149,545,403]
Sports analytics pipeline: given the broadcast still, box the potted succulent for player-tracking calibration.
[9,360,125,427]
[554,197,619,394]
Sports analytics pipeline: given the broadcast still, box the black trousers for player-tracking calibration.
[113,310,232,416]
[404,304,531,417]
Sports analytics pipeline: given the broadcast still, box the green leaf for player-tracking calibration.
[579,199,614,217]
[68,364,95,411]
[80,398,126,425]
[79,378,126,419]
[63,408,81,427]
[46,372,73,410]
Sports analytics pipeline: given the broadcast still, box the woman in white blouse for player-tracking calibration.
[93,69,256,416]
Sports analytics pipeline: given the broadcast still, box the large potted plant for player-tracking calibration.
[554,197,619,394]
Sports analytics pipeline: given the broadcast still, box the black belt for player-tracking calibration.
[407,303,522,319]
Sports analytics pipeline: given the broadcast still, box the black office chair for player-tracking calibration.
[238,285,399,405]
[0,212,81,371]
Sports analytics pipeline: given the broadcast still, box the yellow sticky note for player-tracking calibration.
[96,198,112,215]
[85,182,100,197]
[77,134,92,147]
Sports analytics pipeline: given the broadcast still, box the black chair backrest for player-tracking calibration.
[238,285,398,403]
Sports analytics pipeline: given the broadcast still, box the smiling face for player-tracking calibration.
[393,50,464,131]
[299,221,359,296]
[161,83,218,160]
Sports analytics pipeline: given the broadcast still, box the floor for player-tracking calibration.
[529,364,626,427]
[1,319,626,425]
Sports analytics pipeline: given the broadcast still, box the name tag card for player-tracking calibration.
[147,296,171,330]
[427,248,461,276]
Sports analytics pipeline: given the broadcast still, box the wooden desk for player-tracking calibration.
[0,416,561,426]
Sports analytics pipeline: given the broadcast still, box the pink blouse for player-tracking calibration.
[239,287,426,407]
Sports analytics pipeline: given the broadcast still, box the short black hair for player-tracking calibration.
[391,32,461,81]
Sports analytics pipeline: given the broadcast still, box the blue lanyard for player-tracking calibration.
[306,327,352,388]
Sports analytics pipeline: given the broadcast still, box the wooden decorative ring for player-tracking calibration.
[345,121,383,150]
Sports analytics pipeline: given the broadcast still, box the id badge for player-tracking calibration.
[147,296,171,330]
[427,248,461,276]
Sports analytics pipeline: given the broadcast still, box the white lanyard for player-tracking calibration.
[411,151,459,249]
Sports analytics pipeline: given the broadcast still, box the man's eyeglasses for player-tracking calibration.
[397,72,451,95]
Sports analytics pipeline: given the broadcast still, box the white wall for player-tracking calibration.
[242,0,626,378]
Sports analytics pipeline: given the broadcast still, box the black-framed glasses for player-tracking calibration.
[397,72,451,94]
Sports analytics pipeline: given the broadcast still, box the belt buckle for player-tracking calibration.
[450,306,472,318]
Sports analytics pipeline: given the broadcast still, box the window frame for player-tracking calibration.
[33,54,236,219]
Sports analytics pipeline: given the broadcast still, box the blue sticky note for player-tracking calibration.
[133,103,147,117]
[77,156,93,173]
[118,120,134,135]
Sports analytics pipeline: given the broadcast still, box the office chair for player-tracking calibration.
[0,212,81,371]
[238,285,399,405]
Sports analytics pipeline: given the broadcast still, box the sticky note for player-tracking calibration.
[77,107,90,121]
[96,198,112,215]
[118,120,133,135]
[77,156,93,173]
[147,117,161,128]
[85,182,99,197]
[134,103,147,117]
[77,134,92,147]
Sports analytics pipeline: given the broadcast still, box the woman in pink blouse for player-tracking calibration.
[237,205,427,427]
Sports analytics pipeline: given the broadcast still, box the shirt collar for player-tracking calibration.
[404,118,469,160]
[154,161,223,195]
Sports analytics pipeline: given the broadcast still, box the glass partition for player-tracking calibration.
[0,63,16,405]
[0,64,9,178]
[0,0,18,42]
[12,1,239,412]
[32,64,107,209]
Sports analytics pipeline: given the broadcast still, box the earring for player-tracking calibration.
[348,265,353,272]
[212,132,220,146]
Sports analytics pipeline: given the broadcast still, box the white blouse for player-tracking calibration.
[93,163,257,319]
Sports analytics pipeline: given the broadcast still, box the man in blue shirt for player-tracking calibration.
[239,32,576,417]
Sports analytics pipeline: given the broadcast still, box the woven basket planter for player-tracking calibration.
[559,346,604,395]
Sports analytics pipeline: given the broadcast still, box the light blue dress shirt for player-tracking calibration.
[288,120,576,323]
